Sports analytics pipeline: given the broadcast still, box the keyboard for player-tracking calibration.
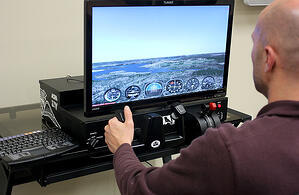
[0,128,79,165]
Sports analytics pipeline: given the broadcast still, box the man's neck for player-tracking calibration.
[267,75,299,103]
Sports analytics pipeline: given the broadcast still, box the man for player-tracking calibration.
[104,0,299,194]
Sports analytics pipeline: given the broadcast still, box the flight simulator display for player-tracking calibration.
[39,0,235,152]
[84,1,233,114]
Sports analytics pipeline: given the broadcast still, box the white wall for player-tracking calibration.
[0,0,267,194]
[227,0,267,117]
[0,0,83,108]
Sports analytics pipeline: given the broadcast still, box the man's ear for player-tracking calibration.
[264,46,276,72]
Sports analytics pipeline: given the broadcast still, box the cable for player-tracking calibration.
[66,75,84,83]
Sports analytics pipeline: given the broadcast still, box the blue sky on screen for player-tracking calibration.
[92,6,229,63]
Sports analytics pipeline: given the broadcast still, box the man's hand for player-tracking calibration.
[104,106,134,153]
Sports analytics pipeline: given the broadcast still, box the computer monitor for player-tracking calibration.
[84,0,234,116]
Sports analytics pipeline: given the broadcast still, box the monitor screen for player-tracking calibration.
[84,0,234,115]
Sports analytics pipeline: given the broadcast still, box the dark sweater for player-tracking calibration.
[113,101,299,195]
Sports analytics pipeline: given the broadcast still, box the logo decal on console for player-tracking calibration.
[162,115,175,126]
[40,88,61,128]
[151,140,161,148]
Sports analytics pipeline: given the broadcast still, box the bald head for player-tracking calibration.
[256,0,299,73]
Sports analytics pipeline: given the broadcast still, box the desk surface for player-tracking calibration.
[0,103,251,195]
[0,104,42,138]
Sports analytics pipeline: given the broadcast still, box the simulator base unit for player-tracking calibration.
[40,76,227,153]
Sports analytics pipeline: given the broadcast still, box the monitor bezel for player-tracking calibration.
[84,0,234,116]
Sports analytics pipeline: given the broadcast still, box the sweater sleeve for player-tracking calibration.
[113,124,235,195]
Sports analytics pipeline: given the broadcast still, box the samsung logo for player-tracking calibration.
[164,1,174,5]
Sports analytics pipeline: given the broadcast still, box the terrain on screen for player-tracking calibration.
[92,53,225,106]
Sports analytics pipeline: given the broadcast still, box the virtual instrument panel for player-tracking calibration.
[100,76,216,104]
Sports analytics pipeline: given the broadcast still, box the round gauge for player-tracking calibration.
[186,78,200,91]
[145,82,163,97]
[201,76,216,90]
[166,79,183,93]
[125,85,141,100]
[104,88,121,102]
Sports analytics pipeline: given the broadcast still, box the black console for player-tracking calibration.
[58,104,185,151]
[40,76,228,153]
